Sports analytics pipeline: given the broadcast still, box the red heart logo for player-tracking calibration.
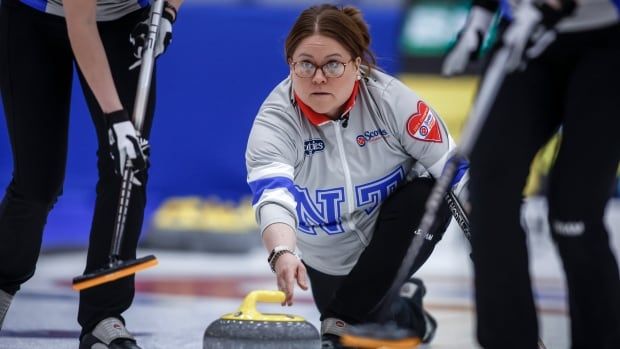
[406,101,442,143]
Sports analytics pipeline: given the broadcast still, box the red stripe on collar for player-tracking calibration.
[294,80,360,127]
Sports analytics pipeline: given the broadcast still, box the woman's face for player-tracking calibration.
[290,34,361,118]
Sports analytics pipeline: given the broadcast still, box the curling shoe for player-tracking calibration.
[79,317,142,349]
[400,277,437,343]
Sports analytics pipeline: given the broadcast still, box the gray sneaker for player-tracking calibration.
[320,318,349,349]
[79,317,142,349]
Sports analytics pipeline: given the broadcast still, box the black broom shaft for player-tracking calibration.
[379,46,511,322]
[110,170,134,260]
[446,189,471,241]
[379,157,460,322]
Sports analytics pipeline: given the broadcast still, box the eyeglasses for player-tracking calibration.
[291,59,353,79]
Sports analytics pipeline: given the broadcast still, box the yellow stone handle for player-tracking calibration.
[221,290,305,322]
[240,290,285,312]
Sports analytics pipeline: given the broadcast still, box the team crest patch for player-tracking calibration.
[406,101,443,143]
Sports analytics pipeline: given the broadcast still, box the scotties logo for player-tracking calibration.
[304,139,325,155]
[355,129,389,147]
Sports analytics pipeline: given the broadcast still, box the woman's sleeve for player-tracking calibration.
[246,107,300,235]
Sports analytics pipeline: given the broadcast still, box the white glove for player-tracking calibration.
[129,1,176,69]
[442,6,495,76]
[503,0,576,72]
[106,110,149,182]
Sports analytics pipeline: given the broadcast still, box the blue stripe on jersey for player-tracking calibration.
[18,0,149,13]
[20,0,46,12]
[248,176,296,205]
[613,0,620,14]
[499,0,513,21]
[449,157,469,188]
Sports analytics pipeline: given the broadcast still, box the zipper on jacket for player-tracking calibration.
[333,122,369,245]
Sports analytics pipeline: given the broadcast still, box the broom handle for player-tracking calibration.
[379,46,511,322]
[132,0,164,133]
[109,0,164,262]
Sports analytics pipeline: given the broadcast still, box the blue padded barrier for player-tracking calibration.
[0,2,402,248]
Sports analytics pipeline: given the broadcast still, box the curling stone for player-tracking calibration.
[203,290,319,348]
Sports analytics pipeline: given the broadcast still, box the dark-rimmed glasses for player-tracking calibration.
[291,59,353,78]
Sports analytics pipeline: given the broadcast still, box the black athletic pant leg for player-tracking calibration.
[0,2,73,295]
[76,7,156,336]
[469,47,564,349]
[547,24,620,349]
[308,178,451,328]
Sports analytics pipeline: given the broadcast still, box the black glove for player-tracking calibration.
[129,1,177,69]
[503,0,577,72]
[106,110,149,184]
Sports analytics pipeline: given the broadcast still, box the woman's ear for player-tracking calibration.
[355,57,362,71]
[287,58,294,76]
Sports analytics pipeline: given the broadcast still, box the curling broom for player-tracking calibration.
[72,0,165,291]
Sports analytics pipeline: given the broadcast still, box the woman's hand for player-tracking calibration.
[274,253,308,306]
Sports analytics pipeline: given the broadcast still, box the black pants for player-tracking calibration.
[470,24,620,349]
[0,1,155,337]
[305,177,452,330]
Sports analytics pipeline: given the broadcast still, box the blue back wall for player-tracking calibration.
[0,2,402,247]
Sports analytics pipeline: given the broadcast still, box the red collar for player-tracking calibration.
[294,80,360,127]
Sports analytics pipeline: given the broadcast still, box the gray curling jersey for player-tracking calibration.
[502,0,620,31]
[18,0,147,21]
[246,69,468,275]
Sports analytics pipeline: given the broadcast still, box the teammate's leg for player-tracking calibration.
[0,0,73,314]
[76,7,156,339]
[469,45,563,348]
[547,23,620,349]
